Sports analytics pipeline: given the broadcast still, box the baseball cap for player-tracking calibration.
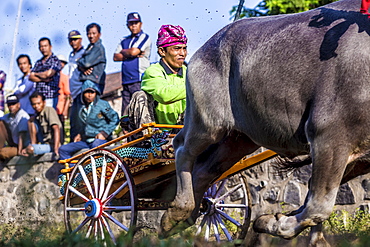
[6,94,19,105]
[127,12,141,23]
[68,30,82,39]
[57,54,68,64]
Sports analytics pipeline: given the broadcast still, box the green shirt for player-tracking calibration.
[141,60,186,125]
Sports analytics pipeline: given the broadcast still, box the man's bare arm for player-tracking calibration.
[113,48,142,61]
[52,124,61,155]
[29,69,56,82]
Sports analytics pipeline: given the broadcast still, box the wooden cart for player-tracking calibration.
[58,123,277,244]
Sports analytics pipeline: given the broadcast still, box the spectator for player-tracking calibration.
[56,54,71,143]
[113,12,151,116]
[59,81,119,160]
[0,70,6,113]
[14,54,35,116]
[67,30,85,100]
[27,92,61,157]
[0,95,30,160]
[29,37,62,109]
[78,23,106,95]
[140,24,187,125]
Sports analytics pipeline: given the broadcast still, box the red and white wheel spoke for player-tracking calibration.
[64,149,137,244]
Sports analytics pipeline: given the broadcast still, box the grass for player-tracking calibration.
[1,209,370,246]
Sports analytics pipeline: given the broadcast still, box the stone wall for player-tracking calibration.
[0,151,369,232]
[0,155,64,227]
[243,158,370,220]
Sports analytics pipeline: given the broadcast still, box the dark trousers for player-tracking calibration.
[121,82,141,116]
[59,139,107,160]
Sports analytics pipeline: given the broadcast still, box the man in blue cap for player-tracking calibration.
[113,12,152,116]
[0,95,30,160]
[67,30,85,100]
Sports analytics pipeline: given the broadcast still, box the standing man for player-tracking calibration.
[14,54,35,116]
[78,23,106,95]
[59,81,119,160]
[113,12,151,116]
[67,30,85,100]
[0,95,30,160]
[56,54,71,144]
[29,37,62,109]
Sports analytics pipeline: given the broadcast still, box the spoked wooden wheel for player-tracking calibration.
[196,174,251,242]
[64,149,137,244]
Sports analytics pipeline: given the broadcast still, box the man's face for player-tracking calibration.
[69,38,82,51]
[17,57,31,74]
[127,21,142,36]
[83,89,97,104]
[30,96,46,113]
[87,26,101,44]
[159,44,187,70]
[39,40,52,57]
[8,102,20,115]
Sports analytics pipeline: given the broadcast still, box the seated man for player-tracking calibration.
[27,92,62,157]
[59,81,119,160]
[123,24,187,133]
[0,95,30,160]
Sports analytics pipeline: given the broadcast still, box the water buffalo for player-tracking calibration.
[160,0,370,243]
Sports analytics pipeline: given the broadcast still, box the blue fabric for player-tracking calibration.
[69,81,119,142]
[78,39,106,86]
[1,108,30,146]
[59,139,106,160]
[14,75,35,115]
[69,47,85,99]
[32,143,51,155]
[118,31,151,84]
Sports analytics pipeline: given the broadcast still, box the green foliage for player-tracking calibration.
[230,0,338,19]
[323,209,370,236]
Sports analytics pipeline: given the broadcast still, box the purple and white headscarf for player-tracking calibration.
[156,24,187,48]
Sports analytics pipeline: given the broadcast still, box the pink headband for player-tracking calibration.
[156,24,187,48]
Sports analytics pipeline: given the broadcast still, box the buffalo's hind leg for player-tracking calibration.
[254,139,350,239]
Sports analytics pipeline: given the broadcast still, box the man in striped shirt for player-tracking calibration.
[113,12,151,116]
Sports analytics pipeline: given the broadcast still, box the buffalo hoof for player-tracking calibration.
[253,213,301,239]
[159,208,191,238]
[309,224,331,247]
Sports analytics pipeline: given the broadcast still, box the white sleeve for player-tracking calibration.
[114,41,123,54]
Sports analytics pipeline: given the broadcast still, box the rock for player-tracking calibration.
[283,181,301,206]
[263,186,280,203]
[361,179,370,200]
[335,183,355,205]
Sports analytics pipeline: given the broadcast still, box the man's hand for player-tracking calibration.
[18,148,29,157]
[54,148,59,157]
[83,67,94,75]
[95,133,106,140]
[137,50,145,58]
[74,134,82,142]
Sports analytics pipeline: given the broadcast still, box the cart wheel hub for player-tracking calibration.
[200,197,215,215]
[85,198,103,219]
